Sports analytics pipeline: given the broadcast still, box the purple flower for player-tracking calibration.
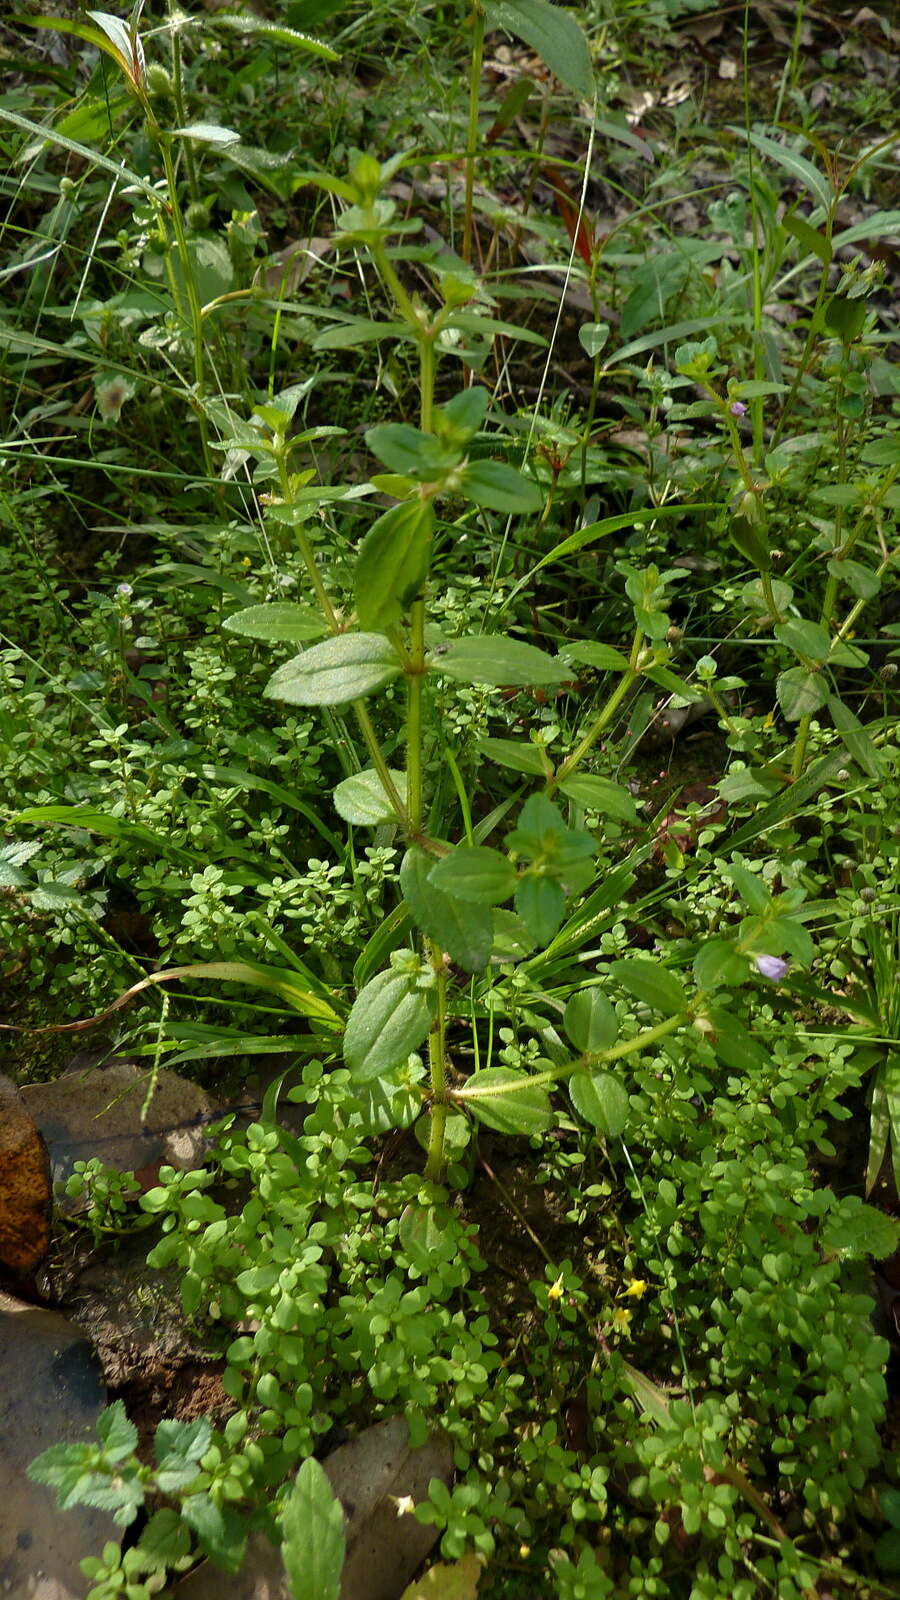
[729,400,748,417]
[755,954,789,981]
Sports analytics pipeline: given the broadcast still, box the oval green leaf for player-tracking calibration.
[223,602,327,643]
[569,1069,629,1137]
[265,632,400,706]
[455,1068,553,1135]
[343,968,434,1081]
[333,768,407,825]
[432,635,565,687]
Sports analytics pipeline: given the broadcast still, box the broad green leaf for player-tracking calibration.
[333,768,408,825]
[265,632,400,706]
[429,846,517,905]
[401,847,493,972]
[742,128,834,211]
[97,1402,138,1462]
[399,1201,457,1273]
[725,859,770,915]
[173,123,241,145]
[181,1495,246,1571]
[828,695,884,780]
[826,558,881,601]
[343,968,434,1080]
[569,1070,629,1137]
[491,908,537,961]
[223,602,327,643]
[455,1068,554,1134]
[313,319,410,350]
[705,1007,766,1072]
[484,0,594,97]
[825,294,867,343]
[560,641,631,672]
[693,938,746,991]
[477,737,549,776]
[579,321,609,358]
[355,500,434,630]
[782,207,832,266]
[564,989,617,1053]
[458,458,543,513]
[365,422,442,475]
[0,106,162,202]
[774,617,832,663]
[281,1458,345,1600]
[775,666,827,720]
[515,873,566,945]
[431,635,565,687]
[209,13,338,59]
[558,775,638,823]
[729,513,770,571]
[610,958,688,1015]
[401,1552,483,1600]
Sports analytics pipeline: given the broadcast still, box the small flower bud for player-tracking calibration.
[880,663,898,681]
[146,63,173,98]
[860,886,876,903]
[185,201,211,231]
[730,400,748,416]
[836,769,851,783]
[755,954,789,981]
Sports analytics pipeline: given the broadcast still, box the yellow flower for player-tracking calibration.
[623,1279,649,1299]
[611,1307,633,1334]
[547,1275,565,1302]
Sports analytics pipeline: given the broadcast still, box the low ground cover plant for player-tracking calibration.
[3,0,900,1594]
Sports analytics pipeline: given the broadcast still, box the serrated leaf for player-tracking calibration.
[281,1457,346,1600]
[569,1070,629,1137]
[558,775,638,822]
[428,846,517,905]
[458,458,543,513]
[223,602,327,643]
[774,617,832,663]
[355,500,433,630]
[821,1196,900,1263]
[484,0,593,97]
[97,1402,138,1463]
[333,767,408,825]
[564,989,617,1052]
[610,958,688,1015]
[343,968,434,1081]
[456,1069,553,1134]
[401,847,493,972]
[775,666,827,721]
[265,633,400,706]
[432,634,565,687]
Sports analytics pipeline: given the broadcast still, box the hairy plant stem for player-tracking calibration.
[153,130,212,477]
[167,11,199,203]
[424,944,449,1181]
[789,443,898,781]
[462,1,485,266]
[275,452,409,824]
[455,1012,687,1103]
[549,629,644,792]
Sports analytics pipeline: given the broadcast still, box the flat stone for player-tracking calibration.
[0,1292,117,1599]
[176,1416,454,1600]
[21,1059,220,1200]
